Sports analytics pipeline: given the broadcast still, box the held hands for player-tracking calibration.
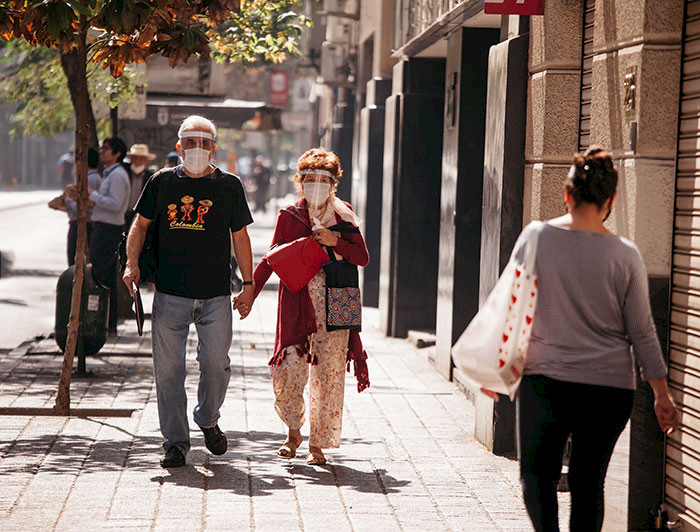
[313,228,338,247]
[122,264,140,296]
[233,286,254,319]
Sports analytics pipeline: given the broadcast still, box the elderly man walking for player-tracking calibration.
[123,115,254,468]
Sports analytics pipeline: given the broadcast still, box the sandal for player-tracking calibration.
[278,435,302,458]
[307,446,326,465]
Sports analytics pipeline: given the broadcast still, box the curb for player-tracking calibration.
[0,337,40,375]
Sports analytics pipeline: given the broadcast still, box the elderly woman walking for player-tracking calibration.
[483,147,679,531]
[250,148,369,465]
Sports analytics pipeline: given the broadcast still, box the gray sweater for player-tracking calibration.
[511,222,668,390]
[89,163,131,226]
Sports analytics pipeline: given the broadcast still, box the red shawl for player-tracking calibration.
[253,198,371,392]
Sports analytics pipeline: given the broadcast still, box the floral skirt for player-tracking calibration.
[271,270,350,448]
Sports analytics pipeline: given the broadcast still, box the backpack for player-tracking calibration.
[118,174,170,284]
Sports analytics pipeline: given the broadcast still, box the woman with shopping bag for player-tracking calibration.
[249,148,369,465]
[463,147,679,531]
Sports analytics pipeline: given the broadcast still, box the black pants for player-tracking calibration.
[517,375,634,532]
[89,222,123,329]
[67,222,94,267]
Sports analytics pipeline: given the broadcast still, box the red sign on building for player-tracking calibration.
[484,0,544,15]
[269,71,289,107]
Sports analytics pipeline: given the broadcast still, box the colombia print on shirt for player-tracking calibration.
[169,195,213,231]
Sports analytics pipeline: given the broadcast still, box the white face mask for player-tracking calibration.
[182,148,211,175]
[303,182,330,206]
[131,164,146,175]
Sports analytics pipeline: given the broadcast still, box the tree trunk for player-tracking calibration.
[55,25,91,415]
[60,48,99,151]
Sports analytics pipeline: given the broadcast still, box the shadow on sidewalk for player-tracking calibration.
[0,425,409,496]
[156,444,410,497]
[156,461,409,496]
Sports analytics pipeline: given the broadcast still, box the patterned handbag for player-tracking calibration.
[323,223,362,332]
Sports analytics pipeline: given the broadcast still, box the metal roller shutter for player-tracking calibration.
[667,1,700,529]
[578,0,595,150]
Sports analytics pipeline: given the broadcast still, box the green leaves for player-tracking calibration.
[45,1,76,40]
[95,0,153,34]
[0,40,142,137]
[209,0,312,64]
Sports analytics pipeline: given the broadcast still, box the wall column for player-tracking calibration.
[379,58,445,337]
[587,1,683,528]
[353,77,392,308]
[434,27,500,379]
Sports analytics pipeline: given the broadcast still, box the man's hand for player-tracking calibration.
[232,286,254,319]
[64,184,78,201]
[313,228,338,247]
[122,263,140,296]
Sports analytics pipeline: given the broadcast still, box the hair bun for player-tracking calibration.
[566,147,618,208]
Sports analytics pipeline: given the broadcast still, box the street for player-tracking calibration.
[0,189,633,531]
[0,189,68,352]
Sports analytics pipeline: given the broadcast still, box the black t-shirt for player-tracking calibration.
[135,166,253,299]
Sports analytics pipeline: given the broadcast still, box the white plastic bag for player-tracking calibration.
[452,223,541,399]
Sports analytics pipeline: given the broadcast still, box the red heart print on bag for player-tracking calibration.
[512,295,517,304]
[515,269,521,278]
[502,334,509,343]
[498,359,505,368]
[526,316,532,325]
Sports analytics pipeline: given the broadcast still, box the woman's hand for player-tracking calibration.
[480,387,500,402]
[654,393,680,435]
[313,228,338,247]
[649,378,680,435]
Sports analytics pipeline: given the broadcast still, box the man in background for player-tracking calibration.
[48,148,101,266]
[124,143,156,227]
[68,137,130,334]
[165,151,179,168]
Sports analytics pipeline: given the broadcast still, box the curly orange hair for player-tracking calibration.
[293,148,342,195]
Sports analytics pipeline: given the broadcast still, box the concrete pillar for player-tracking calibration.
[469,25,529,456]
[330,96,355,203]
[523,1,584,224]
[353,78,392,308]
[434,27,500,379]
[379,58,445,337]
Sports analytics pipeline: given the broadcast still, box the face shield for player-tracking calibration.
[178,130,215,174]
[300,169,333,207]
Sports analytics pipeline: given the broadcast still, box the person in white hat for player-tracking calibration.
[125,144,157,222]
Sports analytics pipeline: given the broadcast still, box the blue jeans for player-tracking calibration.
[151,291,233,455]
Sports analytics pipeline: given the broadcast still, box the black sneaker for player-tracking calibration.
[160,446,185,468]
[200,424,227,455]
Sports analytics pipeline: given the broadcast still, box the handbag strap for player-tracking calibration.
[281,205,314,229]
[325,222,360,262]
[326,246,339,262]
[327,221,360,233]
[523,221,542,273]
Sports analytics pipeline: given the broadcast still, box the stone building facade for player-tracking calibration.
[309,1,700,528]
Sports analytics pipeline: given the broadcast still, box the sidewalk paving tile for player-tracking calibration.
[0,266,630,530]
